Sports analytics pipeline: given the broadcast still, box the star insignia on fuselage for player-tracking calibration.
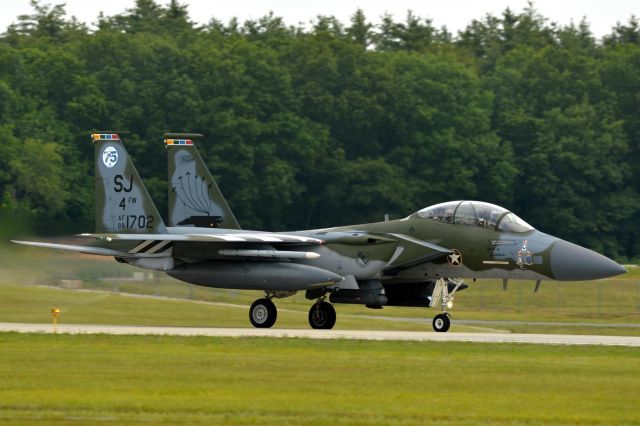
[448,249,463,266]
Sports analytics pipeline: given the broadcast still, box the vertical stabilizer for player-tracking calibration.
[165,134,240,229]
[93,132,167,234]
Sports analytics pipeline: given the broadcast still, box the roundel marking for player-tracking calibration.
[102,146,118,168]
[448,249,463,266]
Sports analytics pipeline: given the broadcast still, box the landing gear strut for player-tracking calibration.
[249,296,277,328]
[308,298,336,329]
[430,278,465,333]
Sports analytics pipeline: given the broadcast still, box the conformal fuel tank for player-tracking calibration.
[167,261,343,291]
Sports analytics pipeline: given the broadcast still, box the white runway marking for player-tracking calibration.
[1,323,639,346]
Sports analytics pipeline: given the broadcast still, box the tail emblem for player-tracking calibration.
[172,172,212,215]
[102,146,119,168]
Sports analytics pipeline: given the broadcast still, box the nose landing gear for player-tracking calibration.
[432,313,451,332]
[430,278,465,332]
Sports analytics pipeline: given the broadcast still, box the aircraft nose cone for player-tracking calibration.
[550,240,627,281]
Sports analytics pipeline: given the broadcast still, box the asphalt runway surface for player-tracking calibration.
[1,323,639,346]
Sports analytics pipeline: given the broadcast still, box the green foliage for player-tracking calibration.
[9,138,69,213]
[0,1,638,258]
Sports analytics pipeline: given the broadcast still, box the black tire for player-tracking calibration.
[249,298,277,328]
[308,302,336,329]
[432,313,451,332]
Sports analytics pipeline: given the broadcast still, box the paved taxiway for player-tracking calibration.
[1,323,639,346]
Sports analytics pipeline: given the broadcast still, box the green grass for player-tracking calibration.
[0,283,429,331]
[0,333,639,425]
[1,247,640,425]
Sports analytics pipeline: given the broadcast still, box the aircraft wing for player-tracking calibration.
[311,231,396,245]
[382,233,452,275]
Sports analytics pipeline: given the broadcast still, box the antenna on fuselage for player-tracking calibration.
[534,280,542,293]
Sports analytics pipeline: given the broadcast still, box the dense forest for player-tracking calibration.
[0,1,639,260]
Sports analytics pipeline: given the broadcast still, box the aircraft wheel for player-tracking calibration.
[249,298,277,328]
[432,313,451,332]
[308,302,336,329]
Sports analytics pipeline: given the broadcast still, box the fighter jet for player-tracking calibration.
[12,132,627,332]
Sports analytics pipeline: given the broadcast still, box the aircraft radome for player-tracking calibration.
[12,132,627,332]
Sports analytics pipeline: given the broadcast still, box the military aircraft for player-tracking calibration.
[12,132,627,332]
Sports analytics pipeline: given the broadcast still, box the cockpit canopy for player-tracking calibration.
[417,201,534,233]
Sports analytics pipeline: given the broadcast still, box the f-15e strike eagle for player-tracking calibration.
[12,132,627,332]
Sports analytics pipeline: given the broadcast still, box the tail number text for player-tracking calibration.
[117,214,154,230]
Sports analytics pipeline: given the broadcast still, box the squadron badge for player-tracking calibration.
[102,146,118,168]
[356,252,370,268]
[517,240,533,268]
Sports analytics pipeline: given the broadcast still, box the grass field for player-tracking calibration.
[2,247,640,425]
[0,333,639,425]
[0,283,433,331]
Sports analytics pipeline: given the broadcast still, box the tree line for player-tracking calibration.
[1,0,639,260]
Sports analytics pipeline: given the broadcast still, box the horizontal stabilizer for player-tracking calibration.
[11,240,169,258]
[79,232,323,244]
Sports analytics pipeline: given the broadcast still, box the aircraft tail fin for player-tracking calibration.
[165,133,240,229]
[93,132,167,234]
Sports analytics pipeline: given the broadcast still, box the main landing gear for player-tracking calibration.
[249,297,277,328]
[248,292,337,330]
[430,278,465,333]
[308,299,336,329]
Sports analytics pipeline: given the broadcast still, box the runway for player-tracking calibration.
[1,323,639,346]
